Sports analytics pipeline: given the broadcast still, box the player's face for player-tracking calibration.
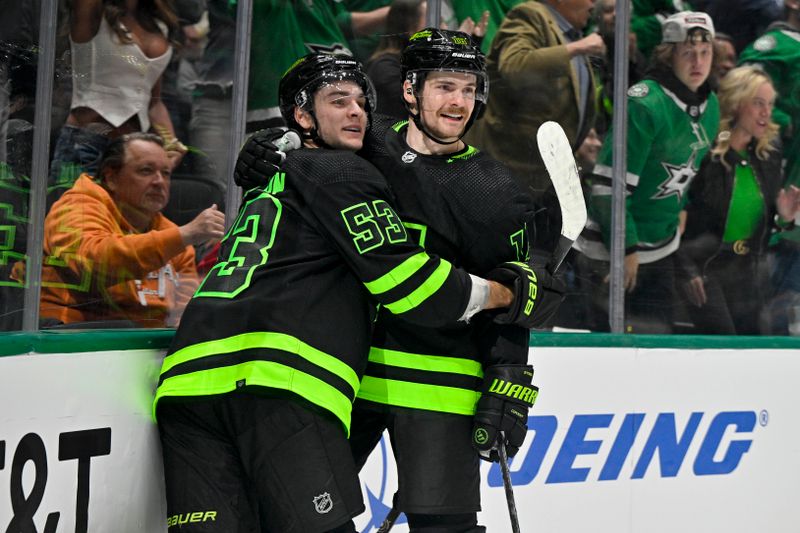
[310,80,368,151]
[736,81,775,141]
[105,139,171,218]
[415,71,478,143]
[672,41,713,92]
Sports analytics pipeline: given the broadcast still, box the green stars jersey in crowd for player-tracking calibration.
[579,79,720,263]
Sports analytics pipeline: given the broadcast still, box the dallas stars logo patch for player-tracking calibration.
[628,83,649,98]
[753,35,776,52]
[654,161,696,201]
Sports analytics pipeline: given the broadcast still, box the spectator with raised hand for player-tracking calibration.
[48,0,187,205]
[466,0,602,206]
[678,66,799,334]
[31,133,224,328]
[453,0,525,52]
[576,12,719,333]
[365,0,428,120]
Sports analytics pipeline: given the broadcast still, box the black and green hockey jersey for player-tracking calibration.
[578,79,719,263]
[154,149,475,433]
[355,116,535,416]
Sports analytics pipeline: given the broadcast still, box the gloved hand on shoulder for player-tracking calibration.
[234,128,300,190]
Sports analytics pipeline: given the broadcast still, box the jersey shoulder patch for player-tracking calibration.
[753,34,777,52]
[627,83,649,98]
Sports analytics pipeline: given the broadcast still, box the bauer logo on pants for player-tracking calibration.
[313,492,333,514]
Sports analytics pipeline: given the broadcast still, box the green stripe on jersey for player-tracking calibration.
[363,252,429,295]
[357,376,480,415]
[154,361,356,434]
[383,260,452,314]
[159,331,360,394]
[368,347,483,377]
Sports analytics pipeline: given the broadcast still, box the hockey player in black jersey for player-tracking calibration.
[237,31,565,533]
[347,29,565,533]
[153,54,538,533]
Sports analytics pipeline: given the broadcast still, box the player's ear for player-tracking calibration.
[402,80,417,110]
[294,106,314,132]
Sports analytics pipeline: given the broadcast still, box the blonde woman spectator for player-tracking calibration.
[679,66,799,334]
[48,0,186,204]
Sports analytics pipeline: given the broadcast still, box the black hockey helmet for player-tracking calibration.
[401,28,488,143]
[278,53,377,135]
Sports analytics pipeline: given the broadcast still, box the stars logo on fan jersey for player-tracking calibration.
[653,161,696,201]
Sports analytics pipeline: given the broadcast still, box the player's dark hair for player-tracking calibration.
[278,53,376,143]
[97,132,165,181]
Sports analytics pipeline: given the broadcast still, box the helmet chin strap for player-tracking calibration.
[301,111,334,149]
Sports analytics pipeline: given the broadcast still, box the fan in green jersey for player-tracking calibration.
[576,11,720,333]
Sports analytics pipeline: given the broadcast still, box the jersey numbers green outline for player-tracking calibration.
[403,222,428,248]
[510,226,530,262]
[341,200,408,254]
[194,191,282,298]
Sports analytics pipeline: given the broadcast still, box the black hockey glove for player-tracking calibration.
[472,364,537,462]
[487,261,565,329]
[233,128,298,190]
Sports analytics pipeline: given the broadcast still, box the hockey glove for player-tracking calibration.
[233,128,298,190]
[486,261,565,329]
[472,364,537,462]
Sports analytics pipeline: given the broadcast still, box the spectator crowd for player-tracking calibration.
[1,0,800,336]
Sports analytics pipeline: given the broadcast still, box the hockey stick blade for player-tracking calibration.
[497,431,521,533]
[537,121,587,275]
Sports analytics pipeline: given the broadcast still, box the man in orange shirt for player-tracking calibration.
[35,132,225,327]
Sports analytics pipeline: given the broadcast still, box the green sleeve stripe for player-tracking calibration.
[369,347,483,377]
[357,376,480,415]
[160,331,360,393]
[154,361,353,435]
[383,260,453,315]
[363,252,429,295]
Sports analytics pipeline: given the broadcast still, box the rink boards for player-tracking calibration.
[0,331,797,532]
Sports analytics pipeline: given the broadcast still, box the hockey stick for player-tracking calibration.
[376,504,400,533]
[536,121,588,275]
[497,430,521,533]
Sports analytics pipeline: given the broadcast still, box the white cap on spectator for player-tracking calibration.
[661,12,715,43]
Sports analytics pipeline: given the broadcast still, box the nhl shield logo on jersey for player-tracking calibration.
[313,492,333,514]
[753,34,776,52]
[402,151,418,164]
[627,83,649,98]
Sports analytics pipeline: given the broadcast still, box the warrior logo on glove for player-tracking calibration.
[472,364,538,462]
